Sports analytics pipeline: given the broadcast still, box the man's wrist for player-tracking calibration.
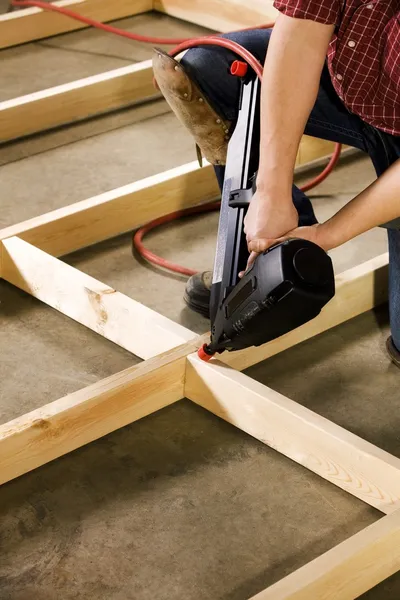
[316,219,343,251]
[256,177,292,202]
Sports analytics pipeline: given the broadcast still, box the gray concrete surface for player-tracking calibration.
[0,11,210,100]
[1,12,399,600]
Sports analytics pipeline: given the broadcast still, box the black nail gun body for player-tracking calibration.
[201,72,335,360]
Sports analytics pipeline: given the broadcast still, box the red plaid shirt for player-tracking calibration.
[273,0,400,136]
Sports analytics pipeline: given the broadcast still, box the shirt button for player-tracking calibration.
[336,74,343,81]
[367,3,373,8]
[348,40,356,48]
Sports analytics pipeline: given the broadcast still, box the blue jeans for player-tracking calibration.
[182,29,400,349]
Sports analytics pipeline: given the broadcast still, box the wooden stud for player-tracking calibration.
[1,4,398,594]
[250,509,400,599]
[0,62,157,143]
[154,0,278,31]
[186,354,400,514]
[0,2,348,176]
[0,161,220,257]
[0,0,152,49]
[0,247,392,498]
[0,339,199,486]
[1,237,196,359]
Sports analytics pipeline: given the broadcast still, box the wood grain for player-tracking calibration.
[0,61,156,143]
[1,237,196,359]
[0,253,393,505]
[0,340,198,486]
[0,161,220,257]
[186,354,400,514]
[251,509,400,599]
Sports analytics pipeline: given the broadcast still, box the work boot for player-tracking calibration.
[386,336,400,368]
[183,271,212,318]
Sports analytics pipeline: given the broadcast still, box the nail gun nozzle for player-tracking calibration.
[197,343,216,362]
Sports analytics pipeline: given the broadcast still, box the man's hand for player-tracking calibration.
[240,222,324,277]
[243,189,299,274]
[244,189,298,248]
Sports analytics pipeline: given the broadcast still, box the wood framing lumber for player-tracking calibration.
[0,339,199,486]
[0,81,348,168]
[1,236,195,359]
[0,62,157,143]
[223,252,389,371]
[0,0,152,49]
[154,0,278,31]
[185,354,400,514]
[250,510,400,600]
[0,251,391,486]
[0,162,220,257]
[0,153,362,260]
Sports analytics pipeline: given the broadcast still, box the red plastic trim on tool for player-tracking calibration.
[197,344,215,362]
[169,38,264,80]
[231,60,248,77]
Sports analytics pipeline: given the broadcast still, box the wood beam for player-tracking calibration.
[0,6,346,174]
[0,162,220,257]
[1,237,195,359]
[154,0,278,31]
[0,153,366,261]
[0,253,390,487]
[223,253,388,371]
[0,339,198,486]
[0,62,156,143]
[185,355,400,514]
[250,510,400,600]
[0,0,152,49]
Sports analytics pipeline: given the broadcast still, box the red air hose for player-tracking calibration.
[11,0,194,44]
[11,0,342,276]
[10,0,271,45]
[133,201,221,277]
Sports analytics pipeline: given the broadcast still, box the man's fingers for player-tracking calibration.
[239,251,259,278]
[239,238,286,279]
[248,238,274,254]
[247,251,259,269]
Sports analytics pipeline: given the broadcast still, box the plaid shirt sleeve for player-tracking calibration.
[273,0,341,26]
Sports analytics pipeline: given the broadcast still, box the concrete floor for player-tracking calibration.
[1,11,400,600]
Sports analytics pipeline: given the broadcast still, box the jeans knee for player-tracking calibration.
[181,47,218,82]
[181,46,240,121]
[180,29,271,121]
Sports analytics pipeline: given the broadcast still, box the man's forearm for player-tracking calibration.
[318,160,400,250]
[258,14,334,195]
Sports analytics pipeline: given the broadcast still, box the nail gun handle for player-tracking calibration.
[210,73,261,327]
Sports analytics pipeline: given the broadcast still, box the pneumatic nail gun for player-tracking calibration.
[198,66,335,361]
